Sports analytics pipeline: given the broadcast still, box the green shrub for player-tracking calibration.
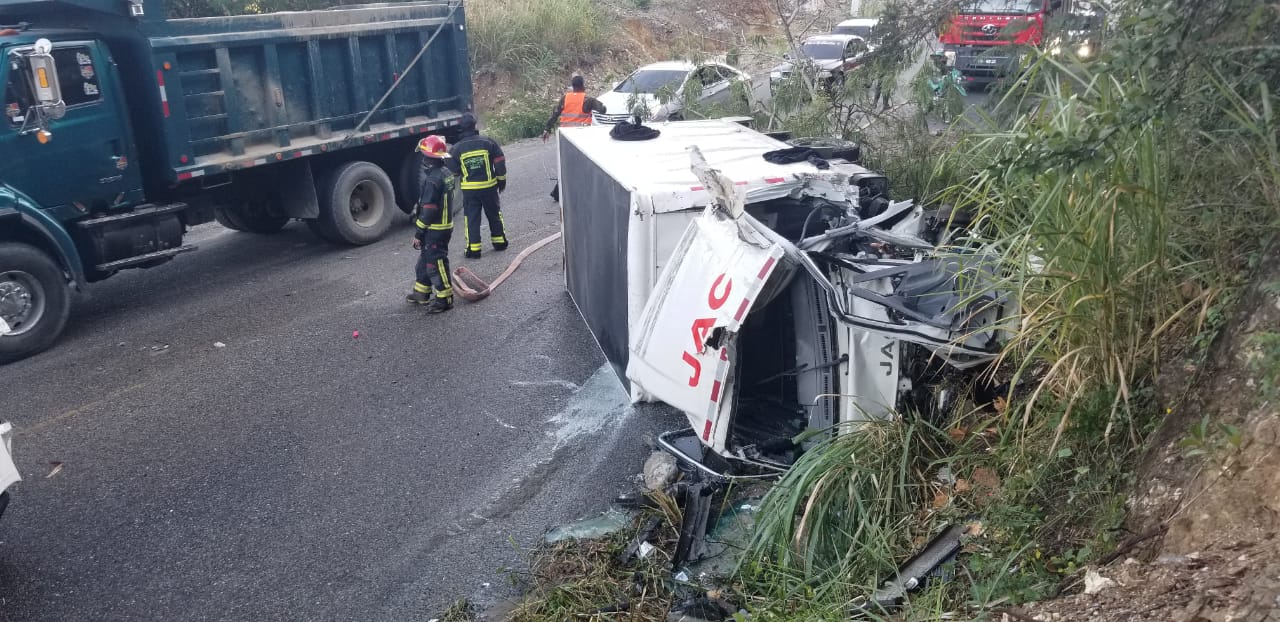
[485,95,551,143]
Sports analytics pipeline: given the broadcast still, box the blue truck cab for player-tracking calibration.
[0,0,472,363]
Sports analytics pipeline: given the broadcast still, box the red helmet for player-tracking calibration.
[417,135,449,158]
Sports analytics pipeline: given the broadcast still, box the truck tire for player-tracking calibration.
[213,206,247,231]
[215,197,290,234]
[0,242,72,364]
[396,152,423,215]
[315,161,396,245]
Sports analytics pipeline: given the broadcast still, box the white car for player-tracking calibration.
[594,61,751,124]
[833,17,880,45]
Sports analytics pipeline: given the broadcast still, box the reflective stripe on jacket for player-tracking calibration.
[559,91,592,127]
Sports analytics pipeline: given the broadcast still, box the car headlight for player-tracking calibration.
[817,70,832,78]
[943,50,956,65]
[770,71,783,80]
[1077,42,1092,58]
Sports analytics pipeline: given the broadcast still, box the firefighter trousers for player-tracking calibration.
[414,229,453,299]
[462,187,507,252]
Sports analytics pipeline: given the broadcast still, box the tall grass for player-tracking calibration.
[466,0,613,76]
[741,420,953,602]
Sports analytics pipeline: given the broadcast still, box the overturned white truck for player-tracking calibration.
[558,120,1010,476]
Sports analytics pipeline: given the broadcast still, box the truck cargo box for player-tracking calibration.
[557,119,888,398]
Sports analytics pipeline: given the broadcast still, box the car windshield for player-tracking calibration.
[958,0,1044,15]
[801,42,844,59]
[834,25,873,38]
[614,69,687,94]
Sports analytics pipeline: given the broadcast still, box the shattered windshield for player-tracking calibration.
[958,0,1045,14]
[614,69,687,94]
[801,42,844,59]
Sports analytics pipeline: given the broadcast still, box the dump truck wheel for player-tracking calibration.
[214,206,247,231]
[0,242,71,364]
[231,196,290,234]
[317,161,395,245]
[396,152,423,215]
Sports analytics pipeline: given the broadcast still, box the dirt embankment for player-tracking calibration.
[1025,247,1280,622]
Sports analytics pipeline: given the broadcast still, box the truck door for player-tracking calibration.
[2,41,141,212]
[626,205,786,454]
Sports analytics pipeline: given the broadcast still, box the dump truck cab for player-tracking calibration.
[1,29,144,222]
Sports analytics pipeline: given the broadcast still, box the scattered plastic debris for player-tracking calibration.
[1084,569,1117,594]
[639,542,655,559]
[0,318,10,336]
[213,342,226,348]
[352,330,360,339]
[543,509,632,544]
[643,450,679,491]
[46,462,64,479]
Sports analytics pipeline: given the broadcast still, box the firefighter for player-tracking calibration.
[448,112,508,259]
[541,75,606,202]
[406,135,456,313]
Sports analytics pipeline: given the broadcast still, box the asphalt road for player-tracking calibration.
[0,139,681,620]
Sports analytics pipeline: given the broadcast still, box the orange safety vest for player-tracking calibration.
[559,91,592,127]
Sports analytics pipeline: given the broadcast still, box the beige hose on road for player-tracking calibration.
[452,232,563,302]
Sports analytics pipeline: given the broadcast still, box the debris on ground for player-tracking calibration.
[543,509,633,544]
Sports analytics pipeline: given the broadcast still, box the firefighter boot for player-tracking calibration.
[406,291,432,304]
[465,249,482,259]
[492,240,509,252]
[427,295,453,314]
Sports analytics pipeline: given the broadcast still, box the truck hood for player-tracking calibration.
[770,58,843,76]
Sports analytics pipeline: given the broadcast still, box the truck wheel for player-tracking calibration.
[316,161,396,245]
[396,152,423,215]
[0,242,72,364]
[213,206,247,231]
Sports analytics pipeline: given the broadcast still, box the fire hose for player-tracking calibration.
[452,232,563,302]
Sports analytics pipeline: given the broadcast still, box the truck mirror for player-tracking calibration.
[27,39,65,121]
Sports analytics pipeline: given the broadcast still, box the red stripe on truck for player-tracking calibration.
[757,256,776,280]
[156,70,170,117]
[702,419,713,441]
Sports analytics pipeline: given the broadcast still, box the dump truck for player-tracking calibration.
[0,0,472,363]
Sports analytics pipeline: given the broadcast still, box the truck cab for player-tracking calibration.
[2,33,143,220]
[939,0,1060,84]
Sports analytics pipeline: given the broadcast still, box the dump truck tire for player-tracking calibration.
[317,161,395,245]
[215,202,289,234]
[396,152,423,215]
[214,206,246,231]
[0,242,72,364]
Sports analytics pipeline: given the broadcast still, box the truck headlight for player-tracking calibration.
[770,71,782,80]
[1048,37,1063,56]
[817,70,832,79]
[943,50,956,65]
[1077,42,1092,58]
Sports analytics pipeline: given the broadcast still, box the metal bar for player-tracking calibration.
[347,1,460,139]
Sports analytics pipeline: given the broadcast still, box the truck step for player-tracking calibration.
[76,203,189,229]
[94,245,198,272]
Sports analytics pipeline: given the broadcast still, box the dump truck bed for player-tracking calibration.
[150,3,470,181]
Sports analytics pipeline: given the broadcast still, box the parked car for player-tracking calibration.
[769,34,869,89]
[833,17,881,48]
[593,61,751,123]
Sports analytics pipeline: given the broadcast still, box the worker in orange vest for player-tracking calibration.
[541,75,607,202]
